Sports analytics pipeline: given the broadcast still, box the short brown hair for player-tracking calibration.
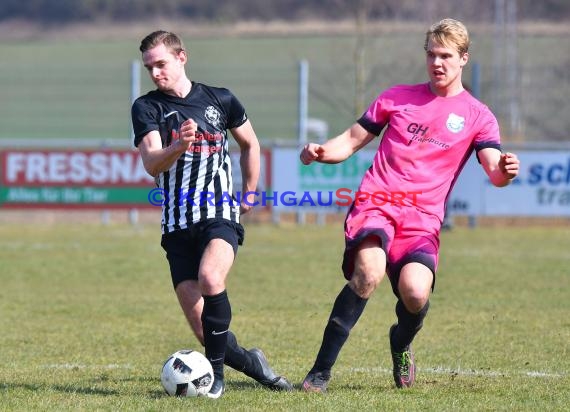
[139,30,185,54]
[424,19,470,55]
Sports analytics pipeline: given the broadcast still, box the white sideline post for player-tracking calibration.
[470,63,481,229]
[297,60,309,225]
[129,59,142,226]
[130,59,141,144]
[307,118,329,225]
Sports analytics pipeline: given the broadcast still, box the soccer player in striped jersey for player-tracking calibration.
[299,19,520,392]
[131,31,292,398]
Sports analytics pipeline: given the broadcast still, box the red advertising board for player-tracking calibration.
[0,149,155,209]
[0,148,272,210]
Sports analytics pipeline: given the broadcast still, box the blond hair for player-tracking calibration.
[424,19,470,55]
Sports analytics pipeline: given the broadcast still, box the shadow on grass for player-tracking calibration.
[226,378,316,392]
[2,378,169,399]
[1,381,119,396]
[144,379,292,399]
[227,379,272,391]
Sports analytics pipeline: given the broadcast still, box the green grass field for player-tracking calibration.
[0,221,569,411]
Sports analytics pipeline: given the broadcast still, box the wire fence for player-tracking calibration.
[0,26,568,145]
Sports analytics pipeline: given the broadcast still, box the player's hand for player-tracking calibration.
[240,191,257,215]
[300,143,324,165]
[499,152,520,180]
[178,118,198,150]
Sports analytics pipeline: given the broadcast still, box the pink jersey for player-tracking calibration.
[356,83,501,222]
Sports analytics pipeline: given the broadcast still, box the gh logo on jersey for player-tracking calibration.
[407,123,429,136]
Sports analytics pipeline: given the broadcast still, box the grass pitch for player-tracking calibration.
[0,220,569,411]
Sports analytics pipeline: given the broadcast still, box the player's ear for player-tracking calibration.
[178,50,188,65]
[460,52,469,67]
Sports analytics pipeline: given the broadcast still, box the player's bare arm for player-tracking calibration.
[231,119,261,214]
[300,122,375,165]
[138,119,197,177]
[478,147,520,187]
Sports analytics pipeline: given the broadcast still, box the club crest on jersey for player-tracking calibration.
[446,113,465,133]
[205,106,221,127]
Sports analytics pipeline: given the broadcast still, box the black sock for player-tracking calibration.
[202,290,232,381]
[390,300,430,351]
[224,330,261,378]
[311,285,368,373]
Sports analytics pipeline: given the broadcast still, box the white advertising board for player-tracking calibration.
[484,151,570,216]
[272,148,570,217]
[272,148,375,211]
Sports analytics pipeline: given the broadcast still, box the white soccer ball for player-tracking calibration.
[161,349,214,397]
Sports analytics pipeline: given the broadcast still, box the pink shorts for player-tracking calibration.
[342,201,440,296]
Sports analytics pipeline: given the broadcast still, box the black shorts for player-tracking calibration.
[160,219,245,288]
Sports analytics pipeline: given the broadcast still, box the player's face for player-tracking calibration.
[142,43,187,94]
[425,39,468,96]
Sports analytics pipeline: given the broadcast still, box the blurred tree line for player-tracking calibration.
[1,0,568,24]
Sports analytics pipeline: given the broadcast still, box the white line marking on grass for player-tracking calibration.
[41,363,133,370]
[350,366,567,378]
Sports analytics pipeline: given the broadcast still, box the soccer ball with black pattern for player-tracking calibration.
[161,350,214,397]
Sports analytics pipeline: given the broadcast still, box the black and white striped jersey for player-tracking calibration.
[132,82,247,234]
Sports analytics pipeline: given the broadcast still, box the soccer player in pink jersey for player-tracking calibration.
[299,19,520,392]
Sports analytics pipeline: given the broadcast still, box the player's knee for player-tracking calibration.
[400,291,429,314]
[198,272,226,295]
[398,267,432,312]
[353,257,383,281]
[349,270,382,298]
